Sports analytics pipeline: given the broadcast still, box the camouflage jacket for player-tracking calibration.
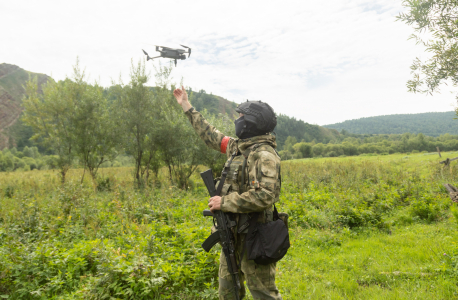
[185,107,281,214]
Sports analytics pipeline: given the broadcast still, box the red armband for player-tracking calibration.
[220,136,230,154]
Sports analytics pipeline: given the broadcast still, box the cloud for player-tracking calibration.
[1,0,455,125]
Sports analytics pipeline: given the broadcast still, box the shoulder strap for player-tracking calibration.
[239,144,261,194]
[216,151,237,196]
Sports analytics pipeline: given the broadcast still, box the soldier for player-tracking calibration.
[173,86,282,300]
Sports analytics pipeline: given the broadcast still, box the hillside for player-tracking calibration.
[276,114,341,149]
[1,63,341,151]
[323,111,458,136]
[188,89,237,118]
[0,63,50,149]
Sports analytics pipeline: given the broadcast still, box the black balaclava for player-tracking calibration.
[234,116,263,139]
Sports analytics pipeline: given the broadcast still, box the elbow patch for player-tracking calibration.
[220,136,230,154]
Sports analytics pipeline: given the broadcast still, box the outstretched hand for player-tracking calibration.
[173,86,192,112]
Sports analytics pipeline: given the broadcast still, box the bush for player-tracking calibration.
[13,157,25,170]
[3,185,15,198]
[23,157,37,170]
[409,195,444,223]
[326,151,338,157]
[97,177,113,192]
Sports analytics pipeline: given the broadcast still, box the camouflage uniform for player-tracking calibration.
[185,107,282,300]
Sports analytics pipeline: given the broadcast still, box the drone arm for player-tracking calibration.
[147,56,162,61]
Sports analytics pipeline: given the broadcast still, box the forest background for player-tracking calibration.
[2,60,458,187]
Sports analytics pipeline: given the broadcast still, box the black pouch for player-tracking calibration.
[245,204,290,265]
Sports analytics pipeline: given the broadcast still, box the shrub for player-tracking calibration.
[3,185,14,198]
[409,195,444,223]
[23,157,37,170]
[13,157,25,170]
[97,177,113,192]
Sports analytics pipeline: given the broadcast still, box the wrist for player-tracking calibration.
[220,196,225,211]
[181,101,192,112]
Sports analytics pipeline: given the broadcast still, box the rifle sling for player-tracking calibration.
[215,152,237,196]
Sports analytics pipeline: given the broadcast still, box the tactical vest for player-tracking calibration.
[219,143,281,202]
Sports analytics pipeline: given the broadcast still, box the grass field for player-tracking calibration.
[0,151,458,299]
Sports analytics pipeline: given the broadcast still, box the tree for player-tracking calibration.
[111,60,160,187]
[22,77,73,182]
[68,64,117,181]
[398,1,458,97]
[22,60,117,183]
[152,64,207,189]
[284,136,297,153]
[293,142,313,159]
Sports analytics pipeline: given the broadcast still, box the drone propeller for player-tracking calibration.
[142,49,151,60]
[174,59,177,67]
[180,44,191,57]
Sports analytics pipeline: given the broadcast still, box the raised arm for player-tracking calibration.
[173,86,233,154]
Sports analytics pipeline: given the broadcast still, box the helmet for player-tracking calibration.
[235,100,277,134]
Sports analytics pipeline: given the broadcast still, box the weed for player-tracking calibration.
[0,153,457,298]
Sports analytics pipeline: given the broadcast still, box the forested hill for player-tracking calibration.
[0,63,50,149]
[188,89,238,118]
[323,111,458,136]
[276,114,341,149]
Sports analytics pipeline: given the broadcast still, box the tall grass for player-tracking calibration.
[0,152,457,298]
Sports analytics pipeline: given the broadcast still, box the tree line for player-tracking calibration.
[20,60,234,188]
[279,132,458,160]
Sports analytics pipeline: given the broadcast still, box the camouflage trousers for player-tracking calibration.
[219,233,282,300]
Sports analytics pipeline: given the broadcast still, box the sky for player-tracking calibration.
[1,0,456,125]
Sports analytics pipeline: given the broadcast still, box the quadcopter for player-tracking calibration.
[142,45,191,66]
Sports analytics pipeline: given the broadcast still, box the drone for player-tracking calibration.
[142,45,191,66]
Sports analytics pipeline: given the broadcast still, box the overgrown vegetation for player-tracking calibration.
[20,60,233,188]
[0,152,457,298]
[0,146,53,172]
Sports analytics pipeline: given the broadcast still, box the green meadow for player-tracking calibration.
[1,151,458,299]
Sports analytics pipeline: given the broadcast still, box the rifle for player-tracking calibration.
[200,168,241,300]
